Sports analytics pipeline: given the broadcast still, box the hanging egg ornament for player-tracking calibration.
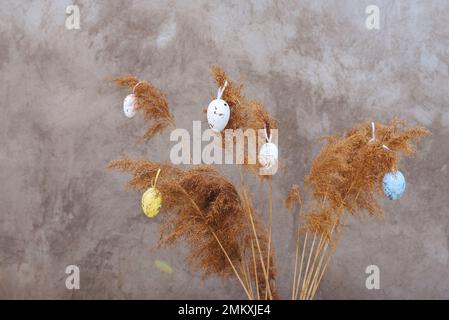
[207,80,230,132]
[207,99,230,132]
[258,142,278,169]
[123,94,136,118]
[382,170,406,200]
[141,169,163,218]
[141,188,162,218]
[258,128,278,169]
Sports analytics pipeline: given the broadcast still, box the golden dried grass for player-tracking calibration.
[113,75,174,140]
[286,119,430,300]
[285,184,301,211]
[210,67,278,177]
[107,159,277,298]
[304,119,430,238]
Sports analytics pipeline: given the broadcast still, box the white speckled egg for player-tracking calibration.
[258,142,278,169]
[207,99,230,132]
[123,94,136,118]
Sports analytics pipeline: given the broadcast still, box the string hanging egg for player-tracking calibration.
[141,168,163,218]
[207,80,230,132]
[122,82,144,118]
[367,121,405,200]
[123,94,136,118]
[382,170,406,200]
[258,127,278,170]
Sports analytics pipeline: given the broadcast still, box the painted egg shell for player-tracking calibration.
[207,99,230,132]
[141,187,162,218]
[258,142,279,168]
[382,171,406,200]
[123,94,136,118]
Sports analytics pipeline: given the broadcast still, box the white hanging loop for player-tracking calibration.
[369,122,376,143]
[369,121,391,151]
[264,126,272,143]
[217,80,228,100]
[258,126,278,171]
[133,81,144,94]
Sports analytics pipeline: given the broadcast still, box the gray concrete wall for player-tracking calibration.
[0,0,448,299]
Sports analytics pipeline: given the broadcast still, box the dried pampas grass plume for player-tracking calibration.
[304,119,430,237]
[287,119,430,300]
[107,159,277,299]
[113,75,175,140]
[285,184,301,211]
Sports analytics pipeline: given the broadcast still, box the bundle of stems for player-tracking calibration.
[208,67,280,298]
[288,119,430,299]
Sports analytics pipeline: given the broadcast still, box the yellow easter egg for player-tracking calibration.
[141,187,162,218]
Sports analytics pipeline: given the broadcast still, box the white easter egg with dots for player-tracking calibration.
[258,142,278,169]
[123,94,136,118]
[207,99,230,132]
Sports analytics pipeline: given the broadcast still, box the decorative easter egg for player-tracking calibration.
[123,94,136,118]
[382,171,406,200]
[141,187,162,218]
[207,99,230,132]
[258,142,279,169]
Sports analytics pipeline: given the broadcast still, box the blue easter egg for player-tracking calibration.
[382,171,406,200]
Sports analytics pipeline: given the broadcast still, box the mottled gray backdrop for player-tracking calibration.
[1,0,448,299]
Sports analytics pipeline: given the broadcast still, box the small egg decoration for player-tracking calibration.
[141,169,163,218]
[258,142,278,169]
[207,99,230,132]
[141,187,162,218]
[123,94,136,118]
[207,80,230,132]
[382,170,406,200]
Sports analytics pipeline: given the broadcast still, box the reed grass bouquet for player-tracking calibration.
[107,67,429,299]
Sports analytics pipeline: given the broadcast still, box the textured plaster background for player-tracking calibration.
[0,0,448,299]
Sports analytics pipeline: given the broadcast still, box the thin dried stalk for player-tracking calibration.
[251,239,260,300]
[211,231,252,300]
[265,179,273,299]
[239,168,277,299]
[295,232,308,299]
[306,242,328,299]
[310,249,334,299]
[241,187,274,300]
[243,260,254,299]
[300,232,316,298]
[286,183,305,300]
[305,224,335,299]
[292,229,300,300]
[301,232,326,299]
